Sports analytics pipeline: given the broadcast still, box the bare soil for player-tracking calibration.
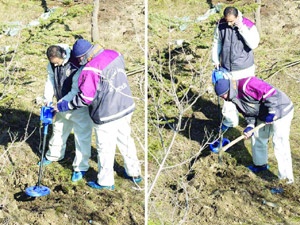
[148,0,300,224]
[0,0,145,224]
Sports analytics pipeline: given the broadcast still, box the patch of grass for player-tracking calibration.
[55,206,64,213]
[148,219,161,225]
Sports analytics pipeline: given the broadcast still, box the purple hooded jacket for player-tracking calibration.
[228,77,293,125]
[70,48,135,124]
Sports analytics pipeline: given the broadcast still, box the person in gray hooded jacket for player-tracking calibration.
[57,39,142,190]
[215,77,294,184]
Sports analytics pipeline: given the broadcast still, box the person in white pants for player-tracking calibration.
[214,77,294,184]
[57,39,142,190]
[42,44,93,182]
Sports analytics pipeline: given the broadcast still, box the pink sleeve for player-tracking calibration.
[78,71,100,105]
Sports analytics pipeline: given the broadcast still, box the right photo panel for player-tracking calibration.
[147,0,300,224]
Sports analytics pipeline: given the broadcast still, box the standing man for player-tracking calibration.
[212,6,260,130]
[42,44,93,182]
[214,78,294,184]
[57,39,142,190]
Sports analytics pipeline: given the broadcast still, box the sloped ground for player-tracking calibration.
[0,0,145,224]
[148,0,300,224]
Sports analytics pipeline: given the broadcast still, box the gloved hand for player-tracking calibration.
[243,125,254,139]
[212,69,224,85]
[57,100,70,112]
[265,113,276,123]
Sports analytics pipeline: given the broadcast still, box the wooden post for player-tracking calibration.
[254,0,262,35]
[91,0,100,42]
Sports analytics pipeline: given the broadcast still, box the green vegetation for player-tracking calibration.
[148,0,300,224]
[0,3,92,114]
[0,1,145,224]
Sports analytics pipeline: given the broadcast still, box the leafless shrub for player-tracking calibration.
[147,40,216,223]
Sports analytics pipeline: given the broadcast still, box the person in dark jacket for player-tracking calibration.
[214,78,294,184]
[41,44,93,182]
[212,6,260,131]
[57,39,142,190]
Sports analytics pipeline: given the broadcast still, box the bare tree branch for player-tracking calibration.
[91,0,100,42]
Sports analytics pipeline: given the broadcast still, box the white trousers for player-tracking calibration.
[46,107,93,171]
[222,65,255,127]
[251,109,294,182]
[93,113,141,186]
[222,101,239,127]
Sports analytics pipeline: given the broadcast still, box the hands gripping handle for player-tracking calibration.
[40,106,54,134]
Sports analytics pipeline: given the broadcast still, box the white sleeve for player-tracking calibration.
[239,25,260,49]
[211,26,222,65]
[60,66,83,102]
[43,63,55,103]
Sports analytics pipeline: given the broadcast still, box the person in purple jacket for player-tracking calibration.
[214,78,294,184]
[56,39,142,190]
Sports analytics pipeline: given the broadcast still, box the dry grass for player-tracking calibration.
[148,0,300,224]
[0,0,145,224]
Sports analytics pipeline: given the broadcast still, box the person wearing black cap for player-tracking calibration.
[56,39,142,190]
[214,77,294,184]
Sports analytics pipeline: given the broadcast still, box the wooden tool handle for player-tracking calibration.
[223,123,266,152]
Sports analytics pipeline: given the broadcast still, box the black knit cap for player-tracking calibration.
[215,79,230,96]
[72,39,93,58]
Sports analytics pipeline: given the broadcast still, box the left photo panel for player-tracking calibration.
[0,0,146,224]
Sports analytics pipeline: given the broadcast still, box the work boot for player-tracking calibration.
[247,164,269,173]
[270,187,284,194]
[87,181,115,190]
[71,171,86,182]
[38,157,52,166]
[124,171,142,184]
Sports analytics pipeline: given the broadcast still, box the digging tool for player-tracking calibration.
[218,132,224,163]
[25,106,54,197]
[211,67,226,162]
[222,123,266,152]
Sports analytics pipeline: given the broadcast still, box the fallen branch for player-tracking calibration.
[266,59,300,81]
[127,67,144,76]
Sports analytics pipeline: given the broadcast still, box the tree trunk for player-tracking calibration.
[254,0,262,35]
[91,0,100,42]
